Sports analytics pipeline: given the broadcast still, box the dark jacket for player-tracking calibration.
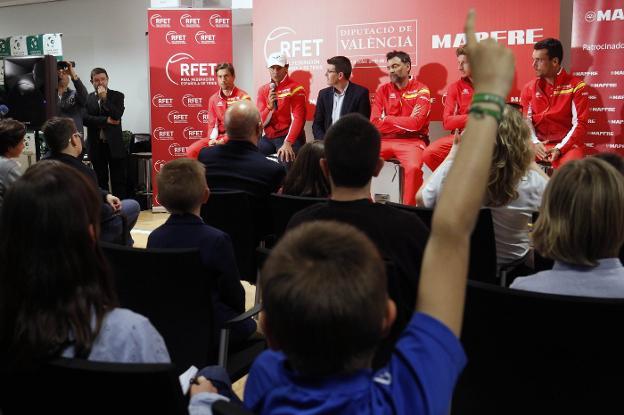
[84,89,126,159]
[312,82,371,140]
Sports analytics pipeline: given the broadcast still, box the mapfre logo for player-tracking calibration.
[182,94,203,108]
[183,126,206,140]
[150,14,171,28]
[153,159,167,173]
[209,13,230,28]
[152,93,174,108]
[585,9,624,22]
[432,28,543,48]
[180,13,201,28]
[153,126,174,141]
[195,31,216,45]
[165,53,218,86]
[168,143,187,157]
[264,26,323,64]
[168,110,189,124]
[197,110,211,124]
[166,31,187,45]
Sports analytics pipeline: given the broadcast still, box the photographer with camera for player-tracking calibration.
[57,60,87,136]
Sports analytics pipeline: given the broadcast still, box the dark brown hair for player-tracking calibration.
[281,141,329,198]
[0,118,26,156]
[157,158,207,213]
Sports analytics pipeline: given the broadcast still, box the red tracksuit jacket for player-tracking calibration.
[257,75,307,143]
[442,77,473,132]
[207,86,251,141]
[520,69,589,154]
[371,78,431,139]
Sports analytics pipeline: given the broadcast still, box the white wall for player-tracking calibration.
[0,0,255,134]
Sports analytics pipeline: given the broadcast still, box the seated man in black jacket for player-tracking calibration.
[42,117,139,245]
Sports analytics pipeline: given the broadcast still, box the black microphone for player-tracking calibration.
[269,82,278,110]
[0,104,9,119]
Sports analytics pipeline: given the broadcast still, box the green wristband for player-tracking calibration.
[469,105,502,123]
[472,93,506,113]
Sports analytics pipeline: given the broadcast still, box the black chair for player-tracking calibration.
[268,193,326,240]
[2,358,187,414]
[213,400,256,415]
[452,280,624,414]
[388,205,497,284]
[101,243,264,381]
[200,191,261,283]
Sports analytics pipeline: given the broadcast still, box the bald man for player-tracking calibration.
[198,101,286,198]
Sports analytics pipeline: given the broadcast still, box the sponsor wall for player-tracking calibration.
[148,8,232,206]
[571,0,624,154]
[253,0,559,123]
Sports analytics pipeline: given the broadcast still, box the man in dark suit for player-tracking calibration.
[312,56,371,140]
[84,67,127,198]
[198,101,286,199]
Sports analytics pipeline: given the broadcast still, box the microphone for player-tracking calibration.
[269,82,278,110]
[0,104,9,119]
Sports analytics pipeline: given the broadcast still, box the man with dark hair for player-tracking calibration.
[371,50,431,205]
[198,101,285,199]
[520,37,589,167]
[288,113,429,364]
[42,116,140,245]
[186,63,251,159]
[312,56,371,140]
[256,52,307,164]
[84,67,127,198]
[422,46,473,176]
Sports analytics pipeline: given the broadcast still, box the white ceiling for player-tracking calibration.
[0,0,62,7]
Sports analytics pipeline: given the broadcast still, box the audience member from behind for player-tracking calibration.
[593,152,624,175]
[148,158,256,344]
[0,118,25,211]
[418,106,548,267]
[0,161,169,372]
[281,140,330,198]
[198,101,286,199]
[511,158,624,297]
[42,117,140,245]
[288,113,429,366]
[191,11,515,414]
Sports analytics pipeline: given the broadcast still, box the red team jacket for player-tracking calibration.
[520,69,589,154]
[257,75,307,144]
[207,86,251,141]
[371,78,431,139]
[442,77,473,132]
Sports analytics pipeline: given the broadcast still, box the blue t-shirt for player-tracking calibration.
[244,312,466,414]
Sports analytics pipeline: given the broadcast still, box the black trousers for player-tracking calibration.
[90,139,128,199]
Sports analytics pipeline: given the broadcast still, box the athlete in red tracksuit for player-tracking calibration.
[520,38,589,168]
[186,63,250,159]
[371,51,431,206]
[422,47,473,175]
[257,52,307,164]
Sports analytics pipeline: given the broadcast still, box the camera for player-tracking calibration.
[57,61,76,70]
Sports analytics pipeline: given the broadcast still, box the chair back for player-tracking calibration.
[269,193,326,240]
[200,191,259,282]
[2,358,186,414]
[453,280,624,414]
[101,243,216,371]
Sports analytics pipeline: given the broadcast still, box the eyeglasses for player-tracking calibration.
[325,70,337,75]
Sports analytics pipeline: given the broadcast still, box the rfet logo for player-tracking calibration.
[264,26,323,63]
[183,126,206,140]
[180,13,201,28]
[153,126,174,141]
[585,9,624,22]
[195,31,216,45]
[153,159,167,173]
[197,110,211,124]
[168,143,187,157]
[166,31,187,45]
[168,110,189,124]
[152,93,174,108]
[183,94,204,108]
[150,13,171,28]
[209,13,230,28]
[166,53,218,86]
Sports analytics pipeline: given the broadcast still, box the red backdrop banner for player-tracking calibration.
[148,8,232,206]
[253,0,559,123]
[571,0,624,154]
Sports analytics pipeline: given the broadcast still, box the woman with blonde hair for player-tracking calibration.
[417,105,549,266]
[511,157,624,297]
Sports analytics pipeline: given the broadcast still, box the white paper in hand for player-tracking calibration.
[179,365,199,395]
